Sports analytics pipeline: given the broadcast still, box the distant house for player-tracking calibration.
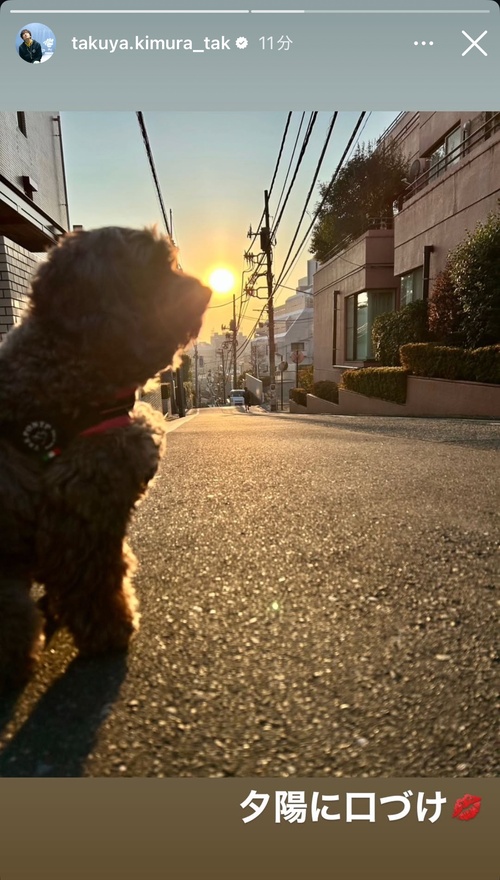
[251,258,317,399]
[0,111,69,338]
[313,110,500,383]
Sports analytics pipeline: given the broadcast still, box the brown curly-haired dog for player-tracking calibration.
[0,226,211,690]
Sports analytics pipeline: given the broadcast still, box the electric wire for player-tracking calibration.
[272,112,338,295]
[136,111,171,238]
[269,112,307,232]
[273,112,367,294]
[243,112,313,308]
[271,112,318,237]
[247,111,293,252]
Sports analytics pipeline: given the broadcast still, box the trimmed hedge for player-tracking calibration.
[399,344,468,380]
[472,345,500,383]
[289,388,307,406]
[400,343,500,384]
[340,367,408,404]
[312,380,339,404]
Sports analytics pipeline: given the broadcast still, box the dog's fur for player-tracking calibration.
[0,226,211,689]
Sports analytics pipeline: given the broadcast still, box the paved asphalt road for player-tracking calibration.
[0,407,498,777]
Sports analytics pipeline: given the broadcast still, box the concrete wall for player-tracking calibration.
[244,373,263,405]
[296,378,500,420]
[394,128,500,278]
[0,112,68,230]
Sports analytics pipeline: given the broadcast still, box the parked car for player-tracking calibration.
[229,389,245,406]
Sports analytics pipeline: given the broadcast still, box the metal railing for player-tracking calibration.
[400,111,500,205]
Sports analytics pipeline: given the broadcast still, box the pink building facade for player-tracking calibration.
[314,110,500,383]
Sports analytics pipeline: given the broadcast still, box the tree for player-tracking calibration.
[447,205,500,348]
[180,353,193,383]
[428,264,465,346]
[310,141,409,262]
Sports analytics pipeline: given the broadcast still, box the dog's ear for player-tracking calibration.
[29,226,178,328]
[28,226,211,382]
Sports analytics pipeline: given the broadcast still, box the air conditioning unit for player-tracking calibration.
[408,157,430,182]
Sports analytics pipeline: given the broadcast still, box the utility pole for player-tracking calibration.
[222,293,238,389]
[175,366,185,418]
[218,345,228,403]
[263,189,276,411]
[232,293,237,388]
[194,342,199,408]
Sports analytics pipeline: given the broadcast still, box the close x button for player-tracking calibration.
[461,30,488,57]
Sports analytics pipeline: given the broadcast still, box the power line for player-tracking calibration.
[273,112,367,294]
[269,112,306,232]
[136,111,171,237]
[240,115,318,354]
[273,112,338,289]
[269,111,293,199]
[247,111,293,252]
[271,112,318,237]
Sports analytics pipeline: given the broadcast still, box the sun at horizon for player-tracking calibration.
[208,267,235,294]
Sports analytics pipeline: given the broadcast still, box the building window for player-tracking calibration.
[17,111,27,137]
[345,290,395,361]
[429,126,462,181]
[356,292,369,360]
[346,295,355,361]
[400,267,423,307]
[21,175,39,200]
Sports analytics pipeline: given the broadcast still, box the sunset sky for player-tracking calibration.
[61,111,399,341]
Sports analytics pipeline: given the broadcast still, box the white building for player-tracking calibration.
[250,259,317,399]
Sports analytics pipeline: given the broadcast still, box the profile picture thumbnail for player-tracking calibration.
[16,22,56,64]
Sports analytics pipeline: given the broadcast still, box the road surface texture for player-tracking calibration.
[0,408,498,777]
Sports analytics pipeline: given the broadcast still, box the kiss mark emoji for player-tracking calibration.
[452,794,482,821]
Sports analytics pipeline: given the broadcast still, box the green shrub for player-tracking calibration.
[312,380,339,403]
[470,345,500,383]
[297,364,314,393]
[400,342,500,384]
[183,381,194,408]
[372,300,430,366]
[290,388,307,406]
[341,367,408,404]
[399,343,471,380]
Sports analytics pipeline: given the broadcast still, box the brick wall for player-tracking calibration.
[0,235,42,338]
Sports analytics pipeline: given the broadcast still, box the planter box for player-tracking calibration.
[338,388,407,416]
[339,376,500,418]
[405,375,500,418]
[306,394,341,414]
[289,377,500,419]
[289,399,309,414]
